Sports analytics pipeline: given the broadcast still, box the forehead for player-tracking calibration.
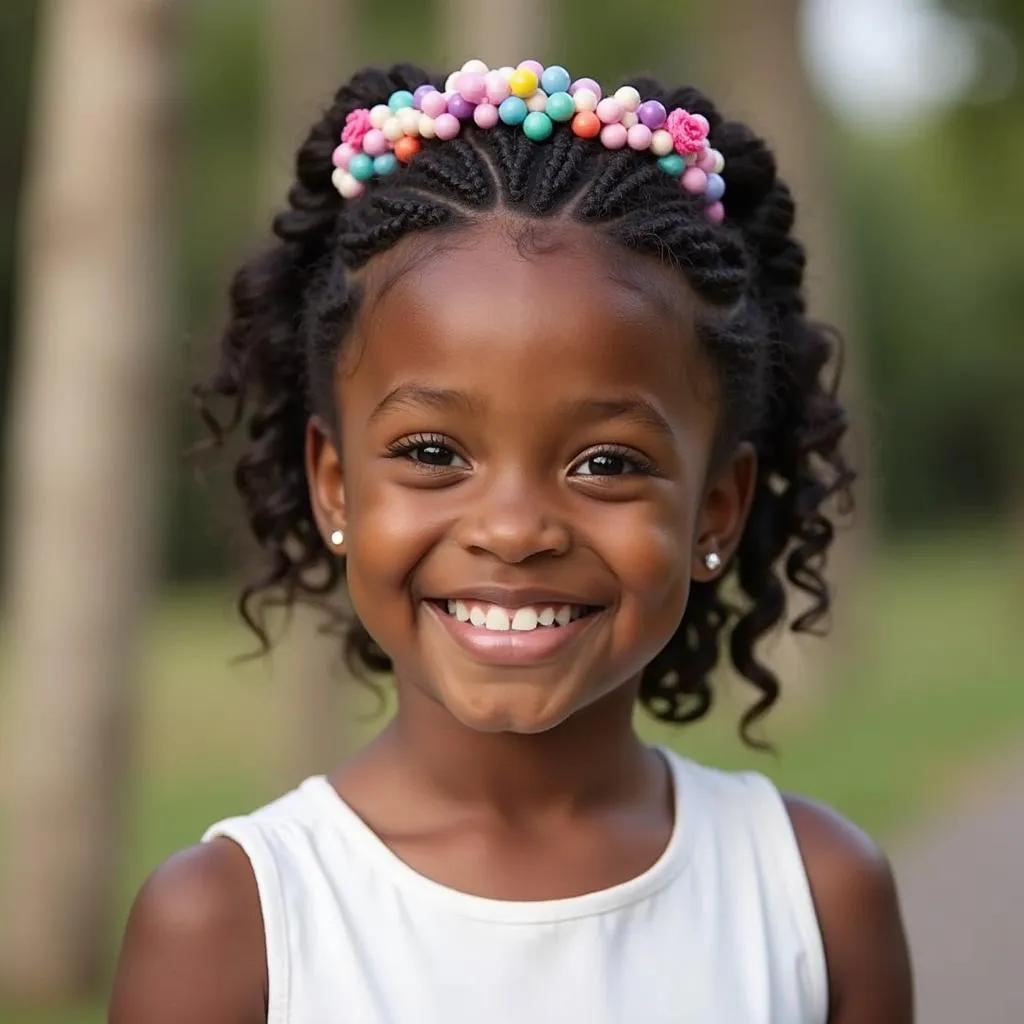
[344,218,713,416]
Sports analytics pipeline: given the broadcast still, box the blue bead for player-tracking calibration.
[540,65,571,95]
[498,96,528,126]
[705,173,726,201]
[349,153,375,182]
[373,153,398,176]
[658,154,685,176]
[388,90,415,111]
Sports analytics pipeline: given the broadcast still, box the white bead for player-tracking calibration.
[461,58,489,74]
[651,129,674,156]
[573,88,599,112]
[332,170,364,199]
[498,66,515,78]
[614,86,641,112]
[369,105,391,130]
[419,113,437,139]
[445,72,461,94]
[621,111,639,129]
[526,89,549,112]
[382,117,404,141]
[398,107,421,134]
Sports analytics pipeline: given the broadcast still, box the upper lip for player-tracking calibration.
[431,586,605,609]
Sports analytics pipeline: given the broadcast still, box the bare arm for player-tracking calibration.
[786,796,914,1024]
[108,839,268,1024]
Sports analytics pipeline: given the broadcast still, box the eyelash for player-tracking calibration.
[384,435,658,478]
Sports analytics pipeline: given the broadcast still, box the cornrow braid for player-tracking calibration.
[197,63,853,743]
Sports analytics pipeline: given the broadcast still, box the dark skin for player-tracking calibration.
[109,218,913,1023]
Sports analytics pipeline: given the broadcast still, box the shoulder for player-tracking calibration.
[109,839,267,1024]
[784,794,914,1023]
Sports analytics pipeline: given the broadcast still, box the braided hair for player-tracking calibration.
[196,63,854,742]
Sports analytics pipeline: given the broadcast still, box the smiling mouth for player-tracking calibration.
[430,599,602,634]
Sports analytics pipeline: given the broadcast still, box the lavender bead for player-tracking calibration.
[413,85,436,110]
[447,94,476,120]
[570,77,602,100]
[705,173,726,202]
[637,100,667,129]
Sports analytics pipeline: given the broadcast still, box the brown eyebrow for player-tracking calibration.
[558,396,677,445]
[368,384,486,424]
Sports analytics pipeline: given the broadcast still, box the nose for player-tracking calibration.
[455,469,572,564]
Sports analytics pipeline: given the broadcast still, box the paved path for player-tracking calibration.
[890,747,1024,1023]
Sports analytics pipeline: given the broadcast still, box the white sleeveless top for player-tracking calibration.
[203,748,828,1023]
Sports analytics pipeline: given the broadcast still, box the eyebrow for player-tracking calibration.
[369,385,675,443]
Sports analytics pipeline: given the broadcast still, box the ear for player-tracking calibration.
[306,415,347,551]
[692,441,757,581]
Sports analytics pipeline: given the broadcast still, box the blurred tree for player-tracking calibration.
[699,0,870,694]
[0,0,179,1003]
[260,0,358,783]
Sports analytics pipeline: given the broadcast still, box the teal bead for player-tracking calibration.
[523,111,553,141]
[373,153,398,176]
[498,96,528,125]
[546,91,575,122]
[388,90,415,111]
[349,153,375,182]
[658,154,685,176]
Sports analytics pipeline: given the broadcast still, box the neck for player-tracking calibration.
[375,679,652,814]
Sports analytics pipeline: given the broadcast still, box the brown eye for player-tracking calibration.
[571,446,652,478]
[409,443,466,468]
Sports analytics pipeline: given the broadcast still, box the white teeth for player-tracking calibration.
[485,606,510,631]
[441,600,594,632]
[511,607,538,631]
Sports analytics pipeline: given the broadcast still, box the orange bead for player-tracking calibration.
[394,136,421,163]
[572,111,601,140]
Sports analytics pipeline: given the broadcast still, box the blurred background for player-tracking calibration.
[0,1,1021,1021]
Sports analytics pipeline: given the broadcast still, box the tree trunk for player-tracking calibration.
[0,0,178,1002]
[701,0,871,696]
[262,0,355,784]
[437,0,551,69]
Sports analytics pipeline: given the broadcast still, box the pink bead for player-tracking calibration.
[434,113,461,140]
[332,142,356,169]
[600,123,628,150]
[473,102,499,129]
[596,98,623,124]
[361,129,388,157]
[456,72,487,104]
[626,124,653,150]
[682,166,708,194]
[484,69,510,104]
[518,59,545,76]
[570,77,603,100]
[706,201,725,224]
[420,91,448,118]
[696,148,717,173]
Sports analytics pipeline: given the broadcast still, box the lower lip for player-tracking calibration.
[425,602,603,666]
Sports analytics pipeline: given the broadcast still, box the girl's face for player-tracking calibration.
[309,217,753,735]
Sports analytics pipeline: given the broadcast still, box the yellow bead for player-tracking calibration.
[651,129,674,156]
[509,68,539,98]
[419,113,437,139]
[398,107,421,135]
[382,117,404,142]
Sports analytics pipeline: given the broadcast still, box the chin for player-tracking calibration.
[438,679,581,736]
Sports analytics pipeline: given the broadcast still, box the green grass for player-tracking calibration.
[2,534,1022,1023]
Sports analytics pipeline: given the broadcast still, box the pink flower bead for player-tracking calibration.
[434,113,461,140]
[420,91,448,118]
[666,108,710,155]
[474,102,499,129]
[485,70,510,104]
[332,142,356,169]
[341,108,372,148]
[600,123,628,150]
[362,129,389,157]
[596,98,623,124]
[626,124,653,150]
[706,201,725,224]
[456,72,487,104]
[681,166,708,195]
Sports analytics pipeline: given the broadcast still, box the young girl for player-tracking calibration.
[110,60,913,1023]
